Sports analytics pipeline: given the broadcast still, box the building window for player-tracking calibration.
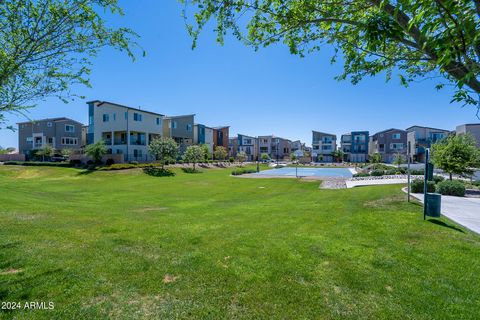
[65,124,75,132]
[61,137,78,145]
[133,113,142,121]
[172,121,177,129]
[48,137,53,144]
[125,112,128,120]
[113,113,116,121]
[156,117,160,125]
[26,137,33,143]
[390,143,404,150]
[134,149,143,158]
[186,124,192,131]
[102,114,109,122]
[47,122,53,127]
[392,133,401,139]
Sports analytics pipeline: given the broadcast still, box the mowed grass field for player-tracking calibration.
[0,165,479,319]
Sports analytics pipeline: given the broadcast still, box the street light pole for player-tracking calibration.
[407,141,411,202]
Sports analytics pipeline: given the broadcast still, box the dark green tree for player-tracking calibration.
[431,133,480,180]
[0,0,140,129]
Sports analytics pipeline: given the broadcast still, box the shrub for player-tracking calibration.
[3,161,72,167]
[69,159,82,166]
[432,175,445,184]
[410,169,425,175]
[229,157,234,163]
[411,179,435,193]
[181,167,202,174]
[105,158,115,166]
[473,180,480,187]
[232,168,256,176]
[129,161,139,165]
[177,160,184,164]
[143,167,175,177]
[86,160,94,165]
[353,172,370,177]
[436,180,465,197]
[370,169,384,176]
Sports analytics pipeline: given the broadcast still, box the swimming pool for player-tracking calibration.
[252,167,354,178]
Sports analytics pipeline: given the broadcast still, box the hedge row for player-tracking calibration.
[3,161,73,167]
[232,168,257,176]
[411,179,465,196]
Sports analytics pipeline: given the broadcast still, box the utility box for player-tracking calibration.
[426,193,441,217]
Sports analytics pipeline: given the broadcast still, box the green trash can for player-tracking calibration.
[426,193,441,218]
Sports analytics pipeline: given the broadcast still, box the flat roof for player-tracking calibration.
[164,114,195,119]
[17,117,84,126]
[94,100,165,117]
[312,130,336,136]
[406,125,451,132]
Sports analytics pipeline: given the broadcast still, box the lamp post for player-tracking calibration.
[407,141,411,202]
[256,136,260,173]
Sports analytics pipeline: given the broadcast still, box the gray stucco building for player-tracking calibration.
[17,117,83,156]
[369,128,407,163]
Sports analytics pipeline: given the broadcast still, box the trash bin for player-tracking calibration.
[426,193,441,217]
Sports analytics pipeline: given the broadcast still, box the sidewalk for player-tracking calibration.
[408,191,480,234]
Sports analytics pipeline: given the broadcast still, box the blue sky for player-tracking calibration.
[1,0,479,149]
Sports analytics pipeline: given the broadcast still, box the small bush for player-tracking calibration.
[370,170,384,176]
[410,169,425,175]
[436,180,465,197]
[143,167,175,177]
[432,175,445,184]
[69,159,82,166]
[411,179,435,193]
[473,180,480,187]
[229,157,234,163]
[129,161,139,165]
[232,168,257,176]
[177,160,184,164]
[105,158,115,166]
[3,161,72,167]
[181,167,202,174]
[353,172,370,177]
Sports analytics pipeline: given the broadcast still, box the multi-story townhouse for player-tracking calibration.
[369,128,407,163]
[341,131,369,162]
[406,125,451,162]
[18,117,83,156]
[456,123,480,147]
[237,134,258,161]
[163,114,195,153]
[312,131,337,162]
[228,137,238,158]
[258,135,292,160]
[213,126,229,150]
[87,100,164,162]
[193,124,214,153]
[290,140,306,153]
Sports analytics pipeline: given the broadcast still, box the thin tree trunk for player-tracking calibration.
[449,172,452,180]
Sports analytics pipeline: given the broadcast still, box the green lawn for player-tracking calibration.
[0,165,479,319]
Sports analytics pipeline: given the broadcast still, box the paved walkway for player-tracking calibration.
[346,178,408,188]
[408,191,480,234]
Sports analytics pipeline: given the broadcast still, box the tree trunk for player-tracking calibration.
[449,172,453,181]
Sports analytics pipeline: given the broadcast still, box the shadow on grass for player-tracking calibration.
[143,167,175,177]
[428,219,465,233]
[76,167,98,175]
